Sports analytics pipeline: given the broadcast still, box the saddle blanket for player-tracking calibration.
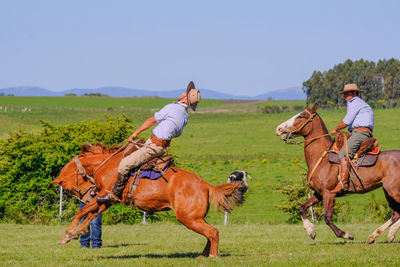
[130,166,170,180]
[328,153,378,167]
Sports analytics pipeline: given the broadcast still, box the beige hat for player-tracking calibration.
[186,81,201,111]
[338,83,365,94]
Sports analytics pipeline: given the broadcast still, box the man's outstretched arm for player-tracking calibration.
[129,117,157,142]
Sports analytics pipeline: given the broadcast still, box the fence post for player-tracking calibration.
[59,185,63,220]
[142,211,148,224]
[308,192,314,221]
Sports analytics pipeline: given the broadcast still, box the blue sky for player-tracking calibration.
[1,0,399,96]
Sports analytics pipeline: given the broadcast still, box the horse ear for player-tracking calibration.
[51,177,62,184]
[311,103,318,113]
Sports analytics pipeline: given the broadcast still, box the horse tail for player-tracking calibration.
[209,182,248,213]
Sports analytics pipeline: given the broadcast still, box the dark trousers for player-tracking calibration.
[338,131,372,159]
[79,201,103,248]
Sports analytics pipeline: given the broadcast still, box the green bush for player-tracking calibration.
[260,105,303,114]
[277,174,350,224]
[0,115,134,224]
[365,193,391,223]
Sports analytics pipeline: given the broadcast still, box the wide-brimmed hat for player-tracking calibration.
[186,81,201,111]
[338,83,365,94]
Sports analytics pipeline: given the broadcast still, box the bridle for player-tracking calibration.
[72,142,130,199]
[283,109,330,146]
[281,109,334,185]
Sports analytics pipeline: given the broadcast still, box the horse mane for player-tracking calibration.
[79,142,123,156]
[79,139,147,156]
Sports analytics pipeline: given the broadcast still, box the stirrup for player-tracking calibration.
[96,191,121,204]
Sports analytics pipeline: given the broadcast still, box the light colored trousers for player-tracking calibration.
[118,138,168,175]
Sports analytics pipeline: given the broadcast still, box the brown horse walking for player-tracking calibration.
[52,142,247,257]
[275,104,400,243]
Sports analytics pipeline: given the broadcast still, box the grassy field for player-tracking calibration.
[1,96,400,225]
[2,96,400,265]
[1,222,400,266]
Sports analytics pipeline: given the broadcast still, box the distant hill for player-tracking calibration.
[253,87,306,100]
[0,86,306,100]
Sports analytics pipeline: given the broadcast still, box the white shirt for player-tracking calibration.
[152,102,188,140]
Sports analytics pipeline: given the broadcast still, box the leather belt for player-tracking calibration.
[151,135,171,148]
[354,127,372,134]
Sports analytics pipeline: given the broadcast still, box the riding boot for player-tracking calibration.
[331,158,349,193]
[96,173,130,204]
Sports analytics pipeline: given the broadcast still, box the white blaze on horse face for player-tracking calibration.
[275,112,301,136]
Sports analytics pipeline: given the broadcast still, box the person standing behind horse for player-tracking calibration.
[329,83,374,192]
[96,81,201,204]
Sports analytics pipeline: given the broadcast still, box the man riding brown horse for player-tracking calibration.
[96,81,201,204]
[329,83,374,193]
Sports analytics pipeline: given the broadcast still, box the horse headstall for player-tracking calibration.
[284,110,317,145]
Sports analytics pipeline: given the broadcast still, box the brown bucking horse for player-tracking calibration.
[52,142,247,257]
[275,104,400,243]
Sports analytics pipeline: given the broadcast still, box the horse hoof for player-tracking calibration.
[366,236,375,244]
[58,235,71,244]
[309,231,316,240]
[388,235,395,243]
[343,233,354,240]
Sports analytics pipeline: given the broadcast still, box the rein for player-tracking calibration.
[284,110,331,146]
[73,141,130,196]
[285,133,331,146]
[92,142,130,178]
[307,144,333,185]
[281,109,334,185]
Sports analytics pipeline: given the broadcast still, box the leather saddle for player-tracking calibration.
[328,132,381,167]
[123,141,174,174]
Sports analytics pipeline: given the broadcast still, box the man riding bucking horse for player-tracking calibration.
[329,83,374,193]
[96,81,201,204]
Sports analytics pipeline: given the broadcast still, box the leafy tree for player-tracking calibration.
[303,58,400,108]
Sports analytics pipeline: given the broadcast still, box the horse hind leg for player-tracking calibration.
[366,215,397,244]
[379,188,400,243]
[177,216,219,258]
[299,193,321,240]
[388,213,400,243]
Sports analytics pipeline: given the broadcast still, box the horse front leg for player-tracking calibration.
[299,193,321,239]
[59,216,82,244]
[323,191,354,240]
[58,199,102,244]
[77,203,109,237]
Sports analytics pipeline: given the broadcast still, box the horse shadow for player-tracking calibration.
[100,252,232,259]
[310,240,400,245]
[102,243,147,248]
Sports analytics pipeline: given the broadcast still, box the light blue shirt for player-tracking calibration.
[343,96,374,132]
[152,102,188,140]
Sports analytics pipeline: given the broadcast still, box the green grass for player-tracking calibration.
[1,97,400,224]
[1,223,399,266]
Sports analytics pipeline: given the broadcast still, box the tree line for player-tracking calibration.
[303,58,400,108]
